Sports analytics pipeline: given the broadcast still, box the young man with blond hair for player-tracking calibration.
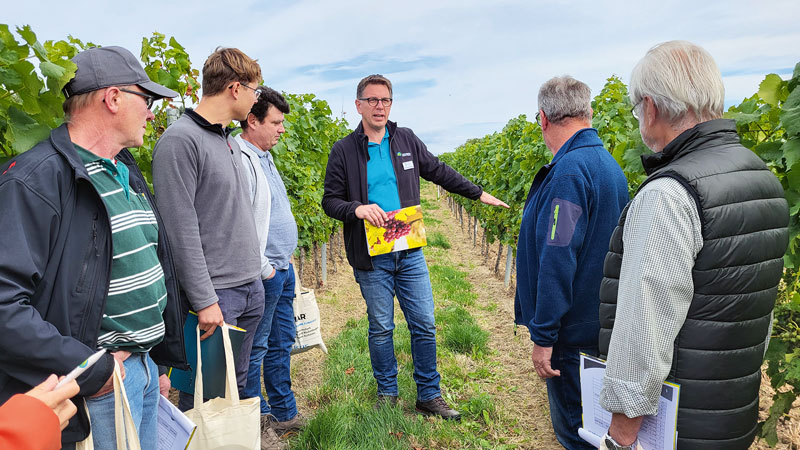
[152,47,266,411]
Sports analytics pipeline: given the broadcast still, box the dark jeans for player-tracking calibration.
[178,278,265,411]
[353,248,441,402]
[545,344,598,450]
[244,264,298,420]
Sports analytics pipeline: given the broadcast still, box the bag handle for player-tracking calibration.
[220,323,240,405]
[293,265,303,298]
[112,359,142,450]
[192,323,240,408]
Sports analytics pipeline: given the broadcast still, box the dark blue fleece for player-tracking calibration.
[514,128,628,348]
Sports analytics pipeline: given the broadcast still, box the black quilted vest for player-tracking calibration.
[598,119,789,449]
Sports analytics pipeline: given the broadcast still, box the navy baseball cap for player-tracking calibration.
[63,46,178,99]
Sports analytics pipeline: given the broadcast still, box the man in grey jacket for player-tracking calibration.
[152,47,265,411]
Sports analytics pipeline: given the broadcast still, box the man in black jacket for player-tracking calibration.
[323,74,507,419]
[0,46,187,449]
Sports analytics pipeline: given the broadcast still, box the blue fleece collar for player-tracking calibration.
[548,128,602,167]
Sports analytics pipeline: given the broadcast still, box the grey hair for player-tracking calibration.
[538,76,592,124]
[629,40,724,127]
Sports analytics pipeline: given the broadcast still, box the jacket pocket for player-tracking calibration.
[75,214,99,294]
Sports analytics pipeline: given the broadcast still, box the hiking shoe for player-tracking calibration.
[260,426,287,450]
[415,396,461,421]
[375,394,399,409]
[265,412,307,436]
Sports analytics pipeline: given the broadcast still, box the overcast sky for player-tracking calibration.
[7,0,800,154]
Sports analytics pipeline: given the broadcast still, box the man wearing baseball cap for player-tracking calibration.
[0,45,187,449]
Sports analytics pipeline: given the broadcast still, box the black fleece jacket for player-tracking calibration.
[322,121,482,270]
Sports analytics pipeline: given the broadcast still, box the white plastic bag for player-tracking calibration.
[291,265,328,355]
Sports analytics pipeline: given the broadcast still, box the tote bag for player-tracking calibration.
[185,324,260,450]
[291,265,328,355]
[75,360,141,450]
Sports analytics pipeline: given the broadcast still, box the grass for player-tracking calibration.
[429,264,477,307]
[290,259,512,449]
[427,231,451,249]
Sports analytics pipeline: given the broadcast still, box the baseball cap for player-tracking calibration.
[63,46,179,99]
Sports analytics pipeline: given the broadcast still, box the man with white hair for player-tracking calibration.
[515,76,628,450]
[598,41,789,450]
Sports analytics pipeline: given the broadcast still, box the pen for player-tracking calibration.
[55,348,107,389]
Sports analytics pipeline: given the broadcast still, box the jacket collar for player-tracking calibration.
[355,120,398,146]
[641,119,740,175]
[49,124,91,180]
[184,109,234,138]
[548,128,602,167]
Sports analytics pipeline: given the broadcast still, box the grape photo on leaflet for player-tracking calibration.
[364,205,427,256]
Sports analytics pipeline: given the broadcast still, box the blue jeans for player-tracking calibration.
[545,344,597,450]
[244,265,297,418]
[84,353,159,450]
[353,248,441,402]
[178,279,265,411]
[261,265,298,420]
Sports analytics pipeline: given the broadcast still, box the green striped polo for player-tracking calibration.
[76,145,167,352]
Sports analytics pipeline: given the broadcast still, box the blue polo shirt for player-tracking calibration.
[366,127,402,212]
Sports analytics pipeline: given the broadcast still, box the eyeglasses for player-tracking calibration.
[119,88,156,109]
[358,97,392,107]
[535,112,541,126]
[631,98,644,120]
[237,83,261,99]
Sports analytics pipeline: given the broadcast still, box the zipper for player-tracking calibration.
[75,215,98,292]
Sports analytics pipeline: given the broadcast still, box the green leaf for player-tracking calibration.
[168,36,185,51]
[39,60,65,79]
[759,74,784,107]
[782,138,800,167]
[5,106,51,154]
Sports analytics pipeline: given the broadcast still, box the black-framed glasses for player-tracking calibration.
[535,112,541,126]
[631,98,644,120]
[237,83,261,99]
[119,88,156,109]
[358,97,392,107]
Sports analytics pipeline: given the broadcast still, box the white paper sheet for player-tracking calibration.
[158,394,196,450]
[579,354,679,450]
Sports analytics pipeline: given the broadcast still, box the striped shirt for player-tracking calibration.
[76,146,167,352]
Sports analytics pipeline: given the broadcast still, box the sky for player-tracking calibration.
[7,0,800,154]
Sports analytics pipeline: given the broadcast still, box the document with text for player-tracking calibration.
[157,394,196,450]
[578,354,679,450]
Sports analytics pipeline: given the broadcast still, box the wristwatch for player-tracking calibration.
[602,433,638,450]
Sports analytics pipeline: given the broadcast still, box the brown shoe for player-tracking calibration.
[375,394,399,409]
[265,413,307,436]
[260,420,287,450]
[415,396,461,421]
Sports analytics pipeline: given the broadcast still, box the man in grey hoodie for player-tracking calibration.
[152,47,265,411]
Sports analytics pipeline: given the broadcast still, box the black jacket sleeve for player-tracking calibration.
[414,133,483,200]
[0,178,113,397]
[322,141,363,223]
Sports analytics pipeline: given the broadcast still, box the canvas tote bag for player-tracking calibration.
[185,323,260,450]
[75,359,142,450]
[291,265,328,355]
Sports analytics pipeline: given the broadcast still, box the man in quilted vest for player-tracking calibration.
[598,41,789,450]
